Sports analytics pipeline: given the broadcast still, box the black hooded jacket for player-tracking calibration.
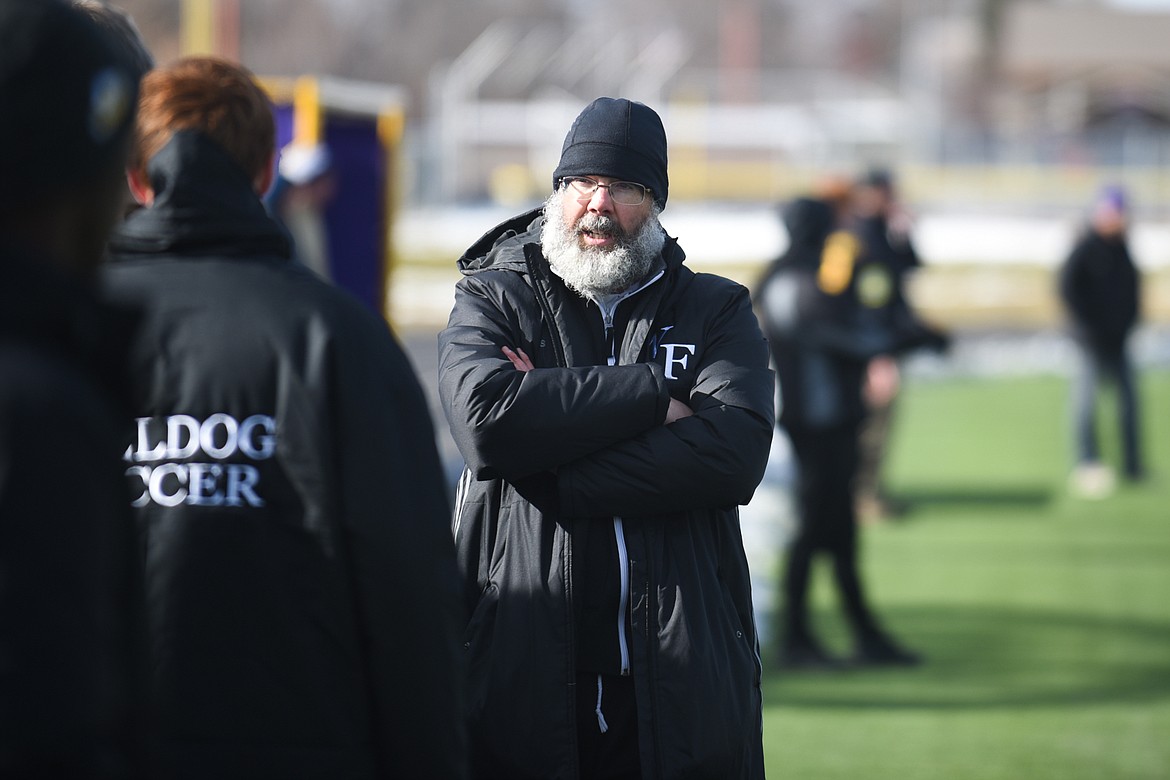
[102,131,465,779]
[439,208,774,779]
[756,198,936,431]
[0,249,148,779]
[1058,228,1141,356]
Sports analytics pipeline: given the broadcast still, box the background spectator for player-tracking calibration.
[1059,185,1145,498]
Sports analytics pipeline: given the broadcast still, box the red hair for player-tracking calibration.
[132,56,273,182]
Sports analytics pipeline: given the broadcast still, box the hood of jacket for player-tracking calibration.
[109,129,291,261]
[779,196,835,271]
[456,207,543,275]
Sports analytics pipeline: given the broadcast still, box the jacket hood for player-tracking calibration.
[779,196,836,270]
[455,207,543,275]
[456,206,685,276]
[109,129,291,260]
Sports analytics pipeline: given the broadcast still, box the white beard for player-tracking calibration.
[540,190,665,299]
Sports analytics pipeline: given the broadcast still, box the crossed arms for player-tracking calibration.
[438,275,775,516]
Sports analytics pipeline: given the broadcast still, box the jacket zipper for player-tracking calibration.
[598,301,632,677]
[614,517,631,675]
[588,269,665,682]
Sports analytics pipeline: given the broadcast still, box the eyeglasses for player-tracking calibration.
[562,176,651,206]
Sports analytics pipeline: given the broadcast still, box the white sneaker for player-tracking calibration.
[1069,462,1116,499]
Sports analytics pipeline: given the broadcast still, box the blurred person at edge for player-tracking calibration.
[1059,185,1145,498]
[71,0,153,218]
[0,0,149,777]
[755,177,937,670]
[71,0,153,78]
[439,97,773,779]
[265,141,338,281]
[101,57,466,779]
[851,168,949,522]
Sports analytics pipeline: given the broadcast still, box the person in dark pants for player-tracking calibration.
[0,1,148,776]
[851,168,948,522]
[757,188,924,669]
[1059,185,1144,497]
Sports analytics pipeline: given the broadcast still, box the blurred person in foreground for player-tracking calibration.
[72,0,153,78]
[851,168,949,521]
[440,97,773,779]
[756,179,935,670]
[0,0,148,775]
[1058,185,1145,498]
[101,56,465,779]
[71,0,153,221]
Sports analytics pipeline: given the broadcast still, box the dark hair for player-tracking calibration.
[71,0,153,79]
[0,0,139,207]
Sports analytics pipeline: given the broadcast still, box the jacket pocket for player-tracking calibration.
[464,581,500,716]
[719,579,762,686]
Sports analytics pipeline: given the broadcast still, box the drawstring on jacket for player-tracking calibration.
[595,674,610,733]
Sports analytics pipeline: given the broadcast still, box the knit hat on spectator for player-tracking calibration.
[1097,184,1127,213]
[0,0,138,207]
[553,97,669,210]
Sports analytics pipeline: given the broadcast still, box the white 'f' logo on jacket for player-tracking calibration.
[659,342,696,380]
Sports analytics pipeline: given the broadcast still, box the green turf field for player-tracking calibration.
[761,371,1170,779]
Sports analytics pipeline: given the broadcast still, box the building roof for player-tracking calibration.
[1002,4,1170,77]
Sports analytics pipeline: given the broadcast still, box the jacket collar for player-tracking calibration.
[588,261,666,320]
[108,129,291,261]
[456,208,543,275]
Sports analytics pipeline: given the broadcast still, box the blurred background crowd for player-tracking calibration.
[107,0,1170,362]
[57,0,1160,632]
[112,0,1170,631]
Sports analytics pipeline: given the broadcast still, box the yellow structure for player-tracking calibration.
[180,0,214,56]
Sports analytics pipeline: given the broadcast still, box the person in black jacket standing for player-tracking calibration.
[102,57,466,779]
[440,97,774,779]
[757,186,925,670]
[851,169,948,521]
[0,1,148,776]
[1059,186,1145,496]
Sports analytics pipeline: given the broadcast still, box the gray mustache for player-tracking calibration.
[576,214,623,238]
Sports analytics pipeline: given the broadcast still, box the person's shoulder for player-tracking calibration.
[665,237,749,295]
[106,254,402,353]
[103,252,297,297]
[108,252,350,313]
[684,268,752,300]
[452,259,544,319]
[277,273,400,342]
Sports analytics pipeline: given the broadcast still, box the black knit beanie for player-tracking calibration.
[0,0,138,207]
[552,97,669,209]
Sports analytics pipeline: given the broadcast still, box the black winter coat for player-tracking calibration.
[1058,229,1141,356]
[758,199,940,431]
[439,209,774,780]
[0,249,148,778]
[103,131,465,779]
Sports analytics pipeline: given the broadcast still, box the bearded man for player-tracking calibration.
[439,97,774,780]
